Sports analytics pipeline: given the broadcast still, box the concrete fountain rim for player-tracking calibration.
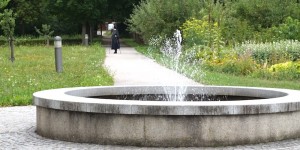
[33,85,300,115]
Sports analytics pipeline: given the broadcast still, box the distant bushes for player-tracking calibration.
[0,35,82,46]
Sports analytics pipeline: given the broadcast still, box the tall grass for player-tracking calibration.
[236,40,300,65]
[202,71,300,90]
[0,43,113,106]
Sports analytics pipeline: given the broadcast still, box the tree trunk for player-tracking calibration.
[89,22,94,43]
[81,22,87,45]
[9,37,15,62]
[100,24,103,36]
[46,39,49,46]
[20,21,25,35]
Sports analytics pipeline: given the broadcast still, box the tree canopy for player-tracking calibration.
[1,0,300,43]
[127,0,300,44]
[0,0,9,9]
[1,0,141,36]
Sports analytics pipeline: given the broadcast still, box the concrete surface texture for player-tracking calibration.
[35,105,300,147]
[2,43,300,149]
[33,85,300,147]
[33,86,300,115]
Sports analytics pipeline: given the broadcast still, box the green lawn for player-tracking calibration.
[0,43,113,106]
[123,38,300,90]
[201,71,300,89]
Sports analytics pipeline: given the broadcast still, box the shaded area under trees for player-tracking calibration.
[1,0,141,42]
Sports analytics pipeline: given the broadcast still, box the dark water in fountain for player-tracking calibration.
[89,94,264,101]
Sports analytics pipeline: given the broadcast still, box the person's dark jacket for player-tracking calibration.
[111,29,120,50]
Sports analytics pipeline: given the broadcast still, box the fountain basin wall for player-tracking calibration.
[33,86,300,147]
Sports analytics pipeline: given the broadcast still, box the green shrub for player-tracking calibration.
[205,52,258,76]
[267,61,300,80]
[180,18,210,47]
[181,45,209,62]
[271,17,300,41]
[127,0,204,42]
[224,56,258,75]
[0,35,82,46]
[180,18,224,50]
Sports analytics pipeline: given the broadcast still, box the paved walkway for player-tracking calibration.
[1,43,300,149]
[104,46,199,86]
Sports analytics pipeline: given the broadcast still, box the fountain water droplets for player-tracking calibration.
[152,29,188,101]
[147,30,204,101]
[160,29,182,61]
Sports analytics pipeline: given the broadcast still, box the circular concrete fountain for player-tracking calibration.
[33,86,300,147]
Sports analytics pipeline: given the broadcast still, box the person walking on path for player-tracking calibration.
[111,25,120,54]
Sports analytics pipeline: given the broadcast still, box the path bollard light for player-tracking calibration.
[85,34,88,46]
[54,36,63,73]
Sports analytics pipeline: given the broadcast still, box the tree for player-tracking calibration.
[271,17,300,40]
[233,0,300,30]
[49,0,107,44]
[1,0,143,36]
[127,0,204,42]
[0,0,9,9]
[0,9,16,62]
[107,0,141,22]
[35,24,54,46]
[107,0,141,36]
[10,0,45,34]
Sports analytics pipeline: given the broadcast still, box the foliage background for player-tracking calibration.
[127,0,300,81]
